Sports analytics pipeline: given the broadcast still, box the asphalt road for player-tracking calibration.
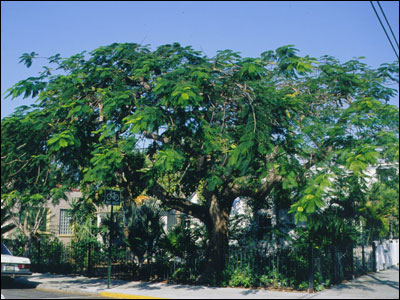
[1,277,107,299]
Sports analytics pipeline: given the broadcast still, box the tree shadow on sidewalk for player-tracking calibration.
[1,277,39,290]
[364,267,399,291]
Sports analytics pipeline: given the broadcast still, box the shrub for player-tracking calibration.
[228,266,257,288]
[171,267,190,283]
[259,274,269,287]
[297,281,308,290]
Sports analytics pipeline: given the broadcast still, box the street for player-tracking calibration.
[1,277,108,299]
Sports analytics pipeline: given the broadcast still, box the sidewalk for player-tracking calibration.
[308,266,399,299]
[24,266,399,299]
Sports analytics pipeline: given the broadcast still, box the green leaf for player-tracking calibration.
[19,52,38,68]
[305,200,315,213]
[47,136,59,145]
[304,194,314,200]
[180,93,189,100]
[59,138,68,147]
[207,174,223,191]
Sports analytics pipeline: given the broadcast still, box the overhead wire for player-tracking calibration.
[377,1,399,49]
[369,1,399,59]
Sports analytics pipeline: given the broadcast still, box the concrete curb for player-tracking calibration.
[34,286,167,299]
[99,291,167,299]
[35,287,100,297]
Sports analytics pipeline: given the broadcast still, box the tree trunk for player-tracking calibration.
[24,233,35,257]
[198,194,231,285]
[149,182,235,285]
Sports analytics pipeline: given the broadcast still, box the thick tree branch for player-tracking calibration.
[232,171,283,201]
[148,182,208,222]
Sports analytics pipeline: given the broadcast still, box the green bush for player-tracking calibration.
[259,274,269,287]
[3,233,27,257]
[24,235,68,273]
[228,266,257,288]
[297,281,308,291]
[171,267,190,283]
[68,238,106,274]
[312,272,330,291]
[259,267,292,289]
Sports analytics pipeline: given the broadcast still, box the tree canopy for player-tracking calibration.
[2,42,398,281]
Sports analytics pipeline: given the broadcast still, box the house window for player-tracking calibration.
[59,209,73,235]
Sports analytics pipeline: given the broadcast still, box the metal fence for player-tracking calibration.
[8,237,397,289]
[227,243,367,287]
[353,244,375,275]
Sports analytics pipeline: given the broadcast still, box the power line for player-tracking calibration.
[370,1,399,60]
[377,1,399,49]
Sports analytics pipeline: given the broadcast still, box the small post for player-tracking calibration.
[107,204,113,289]
[308,241,314,293]
[37,238,41,268]
[88,240,92,277]
[372,241,377,273]
[104,189,121,289]
[361,234,366,274]
[349,244,354,279]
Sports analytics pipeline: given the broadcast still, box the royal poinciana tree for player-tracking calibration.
[1,106,71,255]
[2,43,398,281]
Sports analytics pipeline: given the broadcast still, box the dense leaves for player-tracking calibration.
[2,42,398,281]
[124,200,164,265]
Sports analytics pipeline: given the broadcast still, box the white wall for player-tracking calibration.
[374,239,399,271]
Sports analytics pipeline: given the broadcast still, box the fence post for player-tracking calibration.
[331,245,338,284]
[308,241,314,293]
[272,253,276,286]
[349,245,354,279]
[88,241,92,277]
[277,253,280,285]
[37,238,41,269]
[361,244,366,274]
[372,242,377,272]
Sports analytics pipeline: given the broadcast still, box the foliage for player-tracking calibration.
[99,209,126,249]
[67,238,106,274]
[1,191,49,256]
[221,247,330,291]
[161,219,201,260]
[3,233,73,274]
[1,106,72,255]
[1,200,16,238]
[69,196,102,245]
[29,236,67,273]
[360,178,399,241]
[228,266,257,288]
[297,281,309,291]
[124,200,165,265]
[2,42,398,281]
[306,179,360,248]
[171,267,191,283]
[3,231,28,257]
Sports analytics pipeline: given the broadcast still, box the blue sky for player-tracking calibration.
[1,1,399,118]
